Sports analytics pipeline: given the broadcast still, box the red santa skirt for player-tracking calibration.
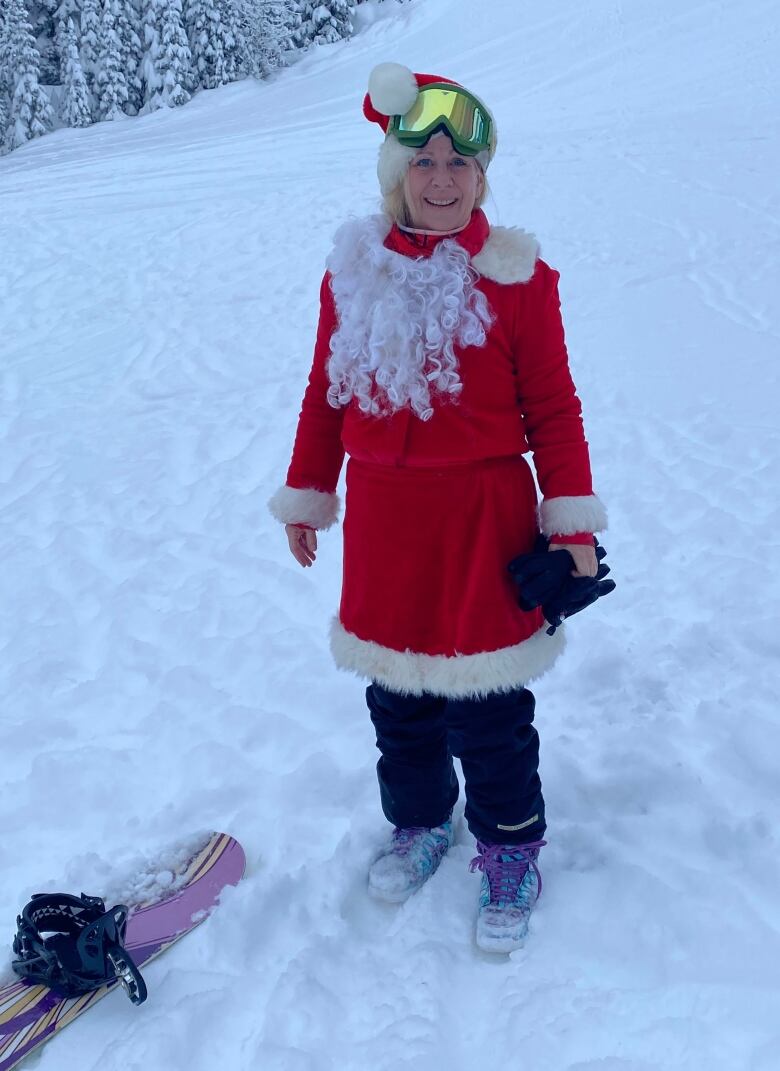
[330,454,566,698]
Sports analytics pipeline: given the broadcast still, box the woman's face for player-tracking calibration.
[403,133,484,232]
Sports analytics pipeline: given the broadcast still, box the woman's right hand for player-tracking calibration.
[285,524,318,567]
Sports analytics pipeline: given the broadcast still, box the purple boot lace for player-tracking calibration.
[469,839,547,906]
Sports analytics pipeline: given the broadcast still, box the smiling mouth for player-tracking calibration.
[424,197,457,207]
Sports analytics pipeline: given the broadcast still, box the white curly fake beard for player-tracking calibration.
[325,216,494,422]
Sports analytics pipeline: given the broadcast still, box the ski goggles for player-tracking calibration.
[387,83,493,157]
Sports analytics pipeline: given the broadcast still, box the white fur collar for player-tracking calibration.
[472,225,540,284]
[328,214,539,285]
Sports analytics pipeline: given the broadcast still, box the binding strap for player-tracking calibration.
[12,892,147,1005]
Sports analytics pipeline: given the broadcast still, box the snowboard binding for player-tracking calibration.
[12,892,148,1005]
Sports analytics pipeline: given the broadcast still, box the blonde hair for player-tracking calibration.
[382,160,490,227]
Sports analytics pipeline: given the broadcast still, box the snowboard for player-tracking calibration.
[0,831,245,1071]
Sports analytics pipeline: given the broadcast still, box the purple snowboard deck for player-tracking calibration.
[0,832,245,1071]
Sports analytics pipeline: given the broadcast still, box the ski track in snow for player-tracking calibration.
[1,0,779,1068]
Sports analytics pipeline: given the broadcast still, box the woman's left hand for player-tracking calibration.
[549,542,598,578]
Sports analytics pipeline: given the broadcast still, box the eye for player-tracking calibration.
[451,157,468,167]
[414,157,432,167]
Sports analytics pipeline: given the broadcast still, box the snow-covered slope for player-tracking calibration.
[1,1,779,1067]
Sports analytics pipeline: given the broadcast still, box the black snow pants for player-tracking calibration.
[366,682,546,845]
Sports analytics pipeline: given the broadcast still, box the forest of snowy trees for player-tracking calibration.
[0,0,406,155]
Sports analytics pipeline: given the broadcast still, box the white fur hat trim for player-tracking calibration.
[377,136,416,196]
[368,62,419,117]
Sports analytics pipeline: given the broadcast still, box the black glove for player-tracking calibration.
[507,535,616,635]
[507,533,573,611]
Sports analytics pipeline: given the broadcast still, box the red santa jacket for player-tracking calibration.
[269,210,607,545]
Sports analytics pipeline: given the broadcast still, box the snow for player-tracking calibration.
[1,0,779,1067]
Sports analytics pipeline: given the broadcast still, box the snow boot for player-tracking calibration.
[470,839,546,952]
[368,821,454,903]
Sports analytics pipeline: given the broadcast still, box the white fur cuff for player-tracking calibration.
[267,485,341,531]
[539,494,608,536]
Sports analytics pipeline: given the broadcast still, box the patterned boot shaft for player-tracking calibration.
[368,821,454,903]
[470,839,546,953]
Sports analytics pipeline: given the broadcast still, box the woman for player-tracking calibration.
[268,63,607,953]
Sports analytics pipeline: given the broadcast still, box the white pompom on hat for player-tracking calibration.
[367,62,419,118]
[363,63,497,196]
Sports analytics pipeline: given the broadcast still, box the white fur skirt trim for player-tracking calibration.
[329,617,566,699]
[267,485,341,530]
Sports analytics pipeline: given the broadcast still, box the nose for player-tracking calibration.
[429,161,454,187]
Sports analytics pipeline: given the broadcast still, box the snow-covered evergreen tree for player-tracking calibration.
[242,0,296,78]
[54,11,68,80]
[295,0,355,48]
[59,15,91,125]
[52,0,80,79]
[141,0,193,112]
[0,93,9,151]
[113,0,144,114]
[53,0,80,20]
[216,0,246,82]
[53,0,81,54]
[0,2,13,93]
[79,0,100,87]
[2,0,54,152]
[185,0,227,90]
[32,0,62,83]
[95,0,128,119]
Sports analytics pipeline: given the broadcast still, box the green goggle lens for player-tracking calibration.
[389,84,492,156]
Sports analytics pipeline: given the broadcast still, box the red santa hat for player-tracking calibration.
[363,62,497,196]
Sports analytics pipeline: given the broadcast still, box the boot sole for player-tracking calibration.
[476,930,527,954]
[367,879,421,904]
